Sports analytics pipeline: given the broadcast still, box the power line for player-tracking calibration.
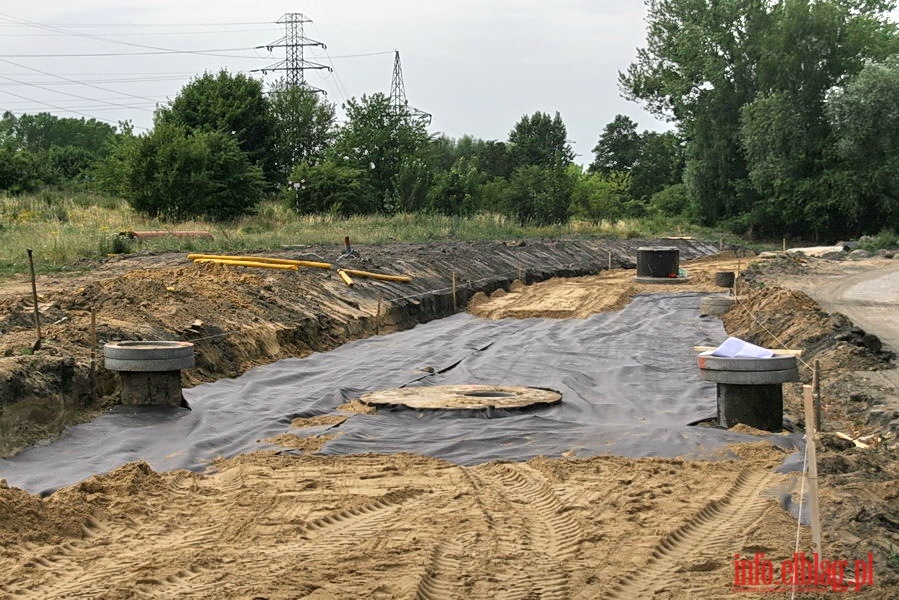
[0,73,157,112]
[0,87,145,128]
[0,12,269,59]
[0,75,192,87]
[1,28,280,37]
[0,58,167,104]
[0,20,276,28]
[0,49,269,59]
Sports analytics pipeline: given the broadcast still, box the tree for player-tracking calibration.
[93,123,139,198]
[0,111,116,154]
[288,160,376,216]
[650,183,692,217]
[628,130,684,201]
[621,0,771,223]
[571,170,630,224]
[505,165,574,225]
[622,0,897,233]
[426,157,485,216]
[126,123,264,221]
[156,70,274,179]
[827,56,899,233]
[589,115,641,174]
[268,80,337,182]
[331,93,431,211]
[508,111,574,169]
[738,0,898,237]
[0,147,42,193]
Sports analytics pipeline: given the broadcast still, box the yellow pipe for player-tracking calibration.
[337,269,354,287]
[194,258,297,271]
[340,269,412,283]
[187,253,332,270]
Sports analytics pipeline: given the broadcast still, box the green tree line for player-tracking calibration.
[2,0,896,238]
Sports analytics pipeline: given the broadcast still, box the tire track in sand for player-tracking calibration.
[603,469,778,599]
[423,463,585,600]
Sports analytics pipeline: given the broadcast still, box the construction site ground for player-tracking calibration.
[0,241,896,599]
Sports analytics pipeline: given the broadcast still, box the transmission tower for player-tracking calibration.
[253,13,331,92]
[389,51,431,126]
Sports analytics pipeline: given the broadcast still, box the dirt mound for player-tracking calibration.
[723,285,890,374]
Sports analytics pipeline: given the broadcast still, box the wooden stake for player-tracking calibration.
[813,360,822,432]
[90,308,97,404]
[802,384,823,559]
[26,248,41,350]
[782,238,787,252]
[376,292,382,335]
[719,237,723,252]
[451,271,457,312]
[608,250,612,271]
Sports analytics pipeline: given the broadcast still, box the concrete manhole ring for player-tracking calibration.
[359,384,562,410]
[103,340,194,359]
[103,340,195,372]
[697,354,798,371]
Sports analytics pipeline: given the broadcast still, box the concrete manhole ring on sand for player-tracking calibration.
[359,384,562,410]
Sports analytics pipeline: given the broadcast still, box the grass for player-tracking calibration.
[0,190,732,277]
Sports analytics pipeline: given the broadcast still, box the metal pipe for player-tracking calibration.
[187,253,331,270]
[193,259,297,270]
[337,270,354,286]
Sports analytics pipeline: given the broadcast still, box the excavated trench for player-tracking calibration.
[0,238,719,457]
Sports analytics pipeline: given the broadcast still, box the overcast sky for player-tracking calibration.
[2,1,673,164]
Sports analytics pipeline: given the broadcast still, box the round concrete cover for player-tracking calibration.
[698,353,797,371]
[103,340,195,372]
[104,340,194,359]
[360,384,562,410]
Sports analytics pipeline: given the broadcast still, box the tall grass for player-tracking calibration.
[0,191,722,277]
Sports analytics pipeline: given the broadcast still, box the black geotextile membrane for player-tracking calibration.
[0,292,804,495]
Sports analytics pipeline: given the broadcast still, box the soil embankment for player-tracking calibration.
[0,238,715,456]
[0,246,897,598]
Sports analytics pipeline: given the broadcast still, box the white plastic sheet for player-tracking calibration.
[702,336,774,358]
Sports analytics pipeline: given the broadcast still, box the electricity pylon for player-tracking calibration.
[389,51,431,126]
[254,13,331,93]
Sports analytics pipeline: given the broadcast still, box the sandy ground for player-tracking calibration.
[1,441,808,600]
[1,250,897,599]
[469,253,746,319]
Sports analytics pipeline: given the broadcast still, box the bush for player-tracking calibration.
[287,160,377,216]
[0,148,42,193]
[126,124,264,221]
[857,229,898,252]
[505,165,573,225]
[649,183,690,217]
